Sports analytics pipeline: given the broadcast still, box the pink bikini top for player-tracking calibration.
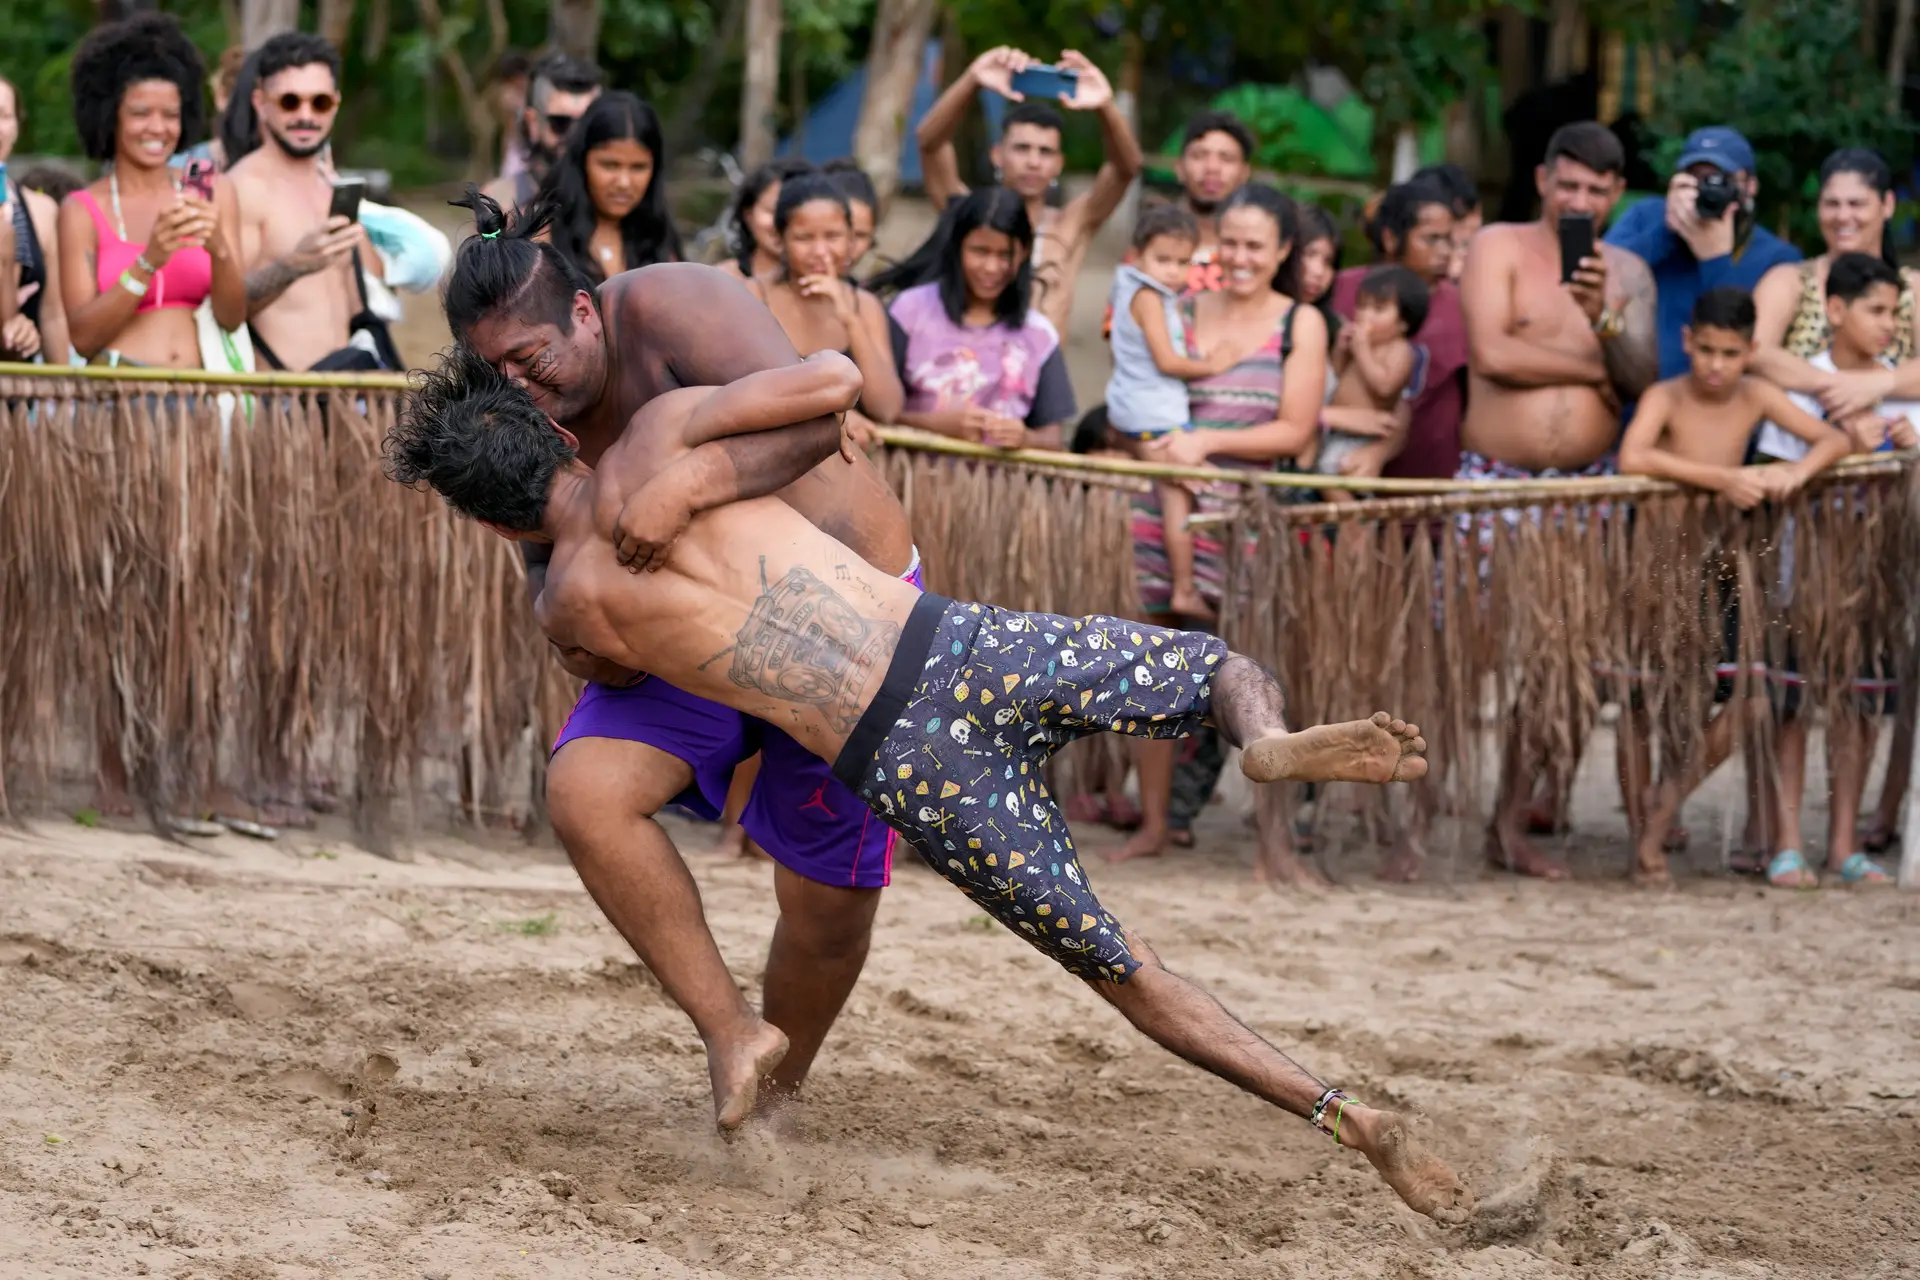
[73,189,212,312]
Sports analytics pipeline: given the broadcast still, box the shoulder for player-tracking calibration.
[1284,298,1328,348]
[1021,308,1062,350]
[23,188,58,230]
[612,262,749,318]
[1601,240,1650,275]
[1752,226,1803,266]
[889,281,939,321]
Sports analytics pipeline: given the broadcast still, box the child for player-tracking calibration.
[1616,286,1851,886]
[1313,266,1428,497]
[1756,252,1920,461]
[1105,204,1247,620]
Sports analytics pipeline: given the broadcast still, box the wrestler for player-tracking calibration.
[444,189,916,1127]
[1457,121,1658,879]
[386,345,1473,1224]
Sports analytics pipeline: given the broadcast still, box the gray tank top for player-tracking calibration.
[1103,264,1191,434]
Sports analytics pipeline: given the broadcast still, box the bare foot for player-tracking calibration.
[1376,833,1426,883]
[1105,823,1171,862]
[1255,846,1331,888]
[1241,714,1427,786]
[1632,783,1678,887]
[1486,825,1570,881]
[1339,1105,1473,1224]
[710,1021,789,1131]
[1168,584,1217,623]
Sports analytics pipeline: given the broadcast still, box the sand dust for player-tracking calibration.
[4,781,1918,1279]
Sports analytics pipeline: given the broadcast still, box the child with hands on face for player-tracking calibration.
[1310,266,1427,499]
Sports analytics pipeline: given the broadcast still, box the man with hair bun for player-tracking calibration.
[443,188,917,1129]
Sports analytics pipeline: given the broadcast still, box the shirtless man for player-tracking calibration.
[387,343,1473,1226]
[229,33,375,371]
[917,45,1142,335]
[1457,121,1659,879]
[446,191,915,1127]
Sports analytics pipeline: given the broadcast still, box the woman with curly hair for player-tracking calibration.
[535,91,681,284]
[56,12,246,366]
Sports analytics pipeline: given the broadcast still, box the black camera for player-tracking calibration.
[1694,169,1740,220]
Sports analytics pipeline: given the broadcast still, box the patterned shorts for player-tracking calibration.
[832,595,1230,982]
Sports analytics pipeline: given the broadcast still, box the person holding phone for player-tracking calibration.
[0,73,70,363]
[227,32,387,371]
[56,14,245,368]
[1455,120,1658,882]
[915,45,1142,336]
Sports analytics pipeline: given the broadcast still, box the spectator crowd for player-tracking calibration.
[5,16,1914,891]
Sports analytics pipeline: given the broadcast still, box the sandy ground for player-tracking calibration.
[5,721,1919,1280]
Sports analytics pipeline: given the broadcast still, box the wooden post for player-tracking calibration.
[240,0,298,50]
[547,0,601,64]
[738,0,782,170]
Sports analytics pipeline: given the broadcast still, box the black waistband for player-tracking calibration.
[832,592,951,789]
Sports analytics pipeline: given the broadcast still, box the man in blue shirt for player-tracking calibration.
[1605,126,1802,379]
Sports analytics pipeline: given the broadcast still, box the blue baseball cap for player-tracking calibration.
[1676,127,1756,175]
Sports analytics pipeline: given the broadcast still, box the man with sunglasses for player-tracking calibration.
[482,53,603,212]
[229,32,381,371]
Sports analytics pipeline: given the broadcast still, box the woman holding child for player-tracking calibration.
[1110,183,1331,880]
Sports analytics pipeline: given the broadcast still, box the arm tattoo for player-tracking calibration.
[1602,254,1660,401]
[722,558,899,732]
[245,258,304,311]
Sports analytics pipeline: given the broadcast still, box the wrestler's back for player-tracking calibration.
[541,486,921,771]
[1460,223,1622,471]
[601,268,915,576]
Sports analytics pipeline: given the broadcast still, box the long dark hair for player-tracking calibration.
[771,170,851,279]
[1217,183,1302,300]
[869,187,1034,328]
[1820,147,1900,269]
[727,156,814,274]
[537,91,681,284]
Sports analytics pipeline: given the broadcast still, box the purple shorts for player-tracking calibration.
[550,550,923,890]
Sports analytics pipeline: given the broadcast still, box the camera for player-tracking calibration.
[1694,170,1740,220]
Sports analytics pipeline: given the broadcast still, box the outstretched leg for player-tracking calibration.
[1209,653,1428,785]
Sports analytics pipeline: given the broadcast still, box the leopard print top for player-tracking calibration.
[1783,258,1920,359]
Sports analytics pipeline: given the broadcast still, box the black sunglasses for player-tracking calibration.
[545,113,578,135]
[276,92,338,114]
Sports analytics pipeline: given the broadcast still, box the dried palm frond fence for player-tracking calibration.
[3,365,1916,866]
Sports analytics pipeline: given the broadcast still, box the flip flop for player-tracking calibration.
[1728,848,1769,876]
[1835,852,1894,887]
[166,816,224,838]
[1766,849,1819,889]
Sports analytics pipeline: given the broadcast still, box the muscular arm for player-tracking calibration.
[1598,247,1659,401]
[680,351,862,446]
[1461,229,1607,389]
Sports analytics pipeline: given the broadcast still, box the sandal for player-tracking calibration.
[1728,848,1769,876]
[1766,849,1819,889]
[1835,852,1894,887]
[1859,824,1899,854]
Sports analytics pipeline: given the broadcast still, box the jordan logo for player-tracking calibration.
[800,783,837,818]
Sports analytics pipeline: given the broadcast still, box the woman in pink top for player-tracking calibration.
[57,15,246,367]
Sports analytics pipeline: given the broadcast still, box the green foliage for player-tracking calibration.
[1648,0,1917,245]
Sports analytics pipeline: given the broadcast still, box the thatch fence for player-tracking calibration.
[4,365,1915,864]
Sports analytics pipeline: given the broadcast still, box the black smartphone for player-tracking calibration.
[1557,211,1595,284]
[182,156,216,201]
[1009,64,1079,102]
[327,177,366,224]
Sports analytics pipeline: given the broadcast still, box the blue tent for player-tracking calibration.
[777,40,941,185]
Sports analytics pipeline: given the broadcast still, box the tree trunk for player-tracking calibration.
[852,0,937,209]
[240,0,298,51]
[362,0,390,62]
[664,0,747,160]
[1890,0,1916,112]
[548,0,601,66]
[318,0,354,51]
[738,0,782,169]
[419,0,512,180]
[1113,27,1145,237]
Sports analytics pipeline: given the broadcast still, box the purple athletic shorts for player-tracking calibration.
[550,549,924,889]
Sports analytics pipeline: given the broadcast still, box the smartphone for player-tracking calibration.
[327,177,367,224]
[1009,64,1079,102]
[0,161,9,198]
[182,156,216,201]
[1557,211,1595,284]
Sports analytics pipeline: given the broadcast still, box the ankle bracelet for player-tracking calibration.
[1309,1087,1354,1143]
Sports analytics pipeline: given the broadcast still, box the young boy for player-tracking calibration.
[1616,286,1852,885]
[1749,253,1914,888]
[1755,252,1920,461]
[1312,265,1427,496]
[1105,204,1247,620]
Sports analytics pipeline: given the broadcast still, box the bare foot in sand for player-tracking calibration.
[1632,785,1677,887]
[1241,714,1426,786]
[1253,845,1331,888]
[710,1022,789,1131]
[1338,1105,1473,1224]
[1377,832,1427,883]
[1169,585,1217,624]
[1486,824,1570,880]
[1105,822,1171,862]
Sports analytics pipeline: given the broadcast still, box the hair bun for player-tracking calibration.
[451,184,508,237]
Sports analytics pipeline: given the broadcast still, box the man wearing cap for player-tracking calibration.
[1604,126,1801,379]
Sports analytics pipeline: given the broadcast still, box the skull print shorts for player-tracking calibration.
[832,593,1230,983]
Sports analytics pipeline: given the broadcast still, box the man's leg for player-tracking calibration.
[547,737,788,1128]
[1486,713,1570,879]
[760,867,881,1099]
[1108,737,1176,862]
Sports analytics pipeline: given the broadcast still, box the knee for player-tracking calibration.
[777,882,879,960]
[546,743,680,850]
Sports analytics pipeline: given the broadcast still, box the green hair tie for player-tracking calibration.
[480,229,502,240]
